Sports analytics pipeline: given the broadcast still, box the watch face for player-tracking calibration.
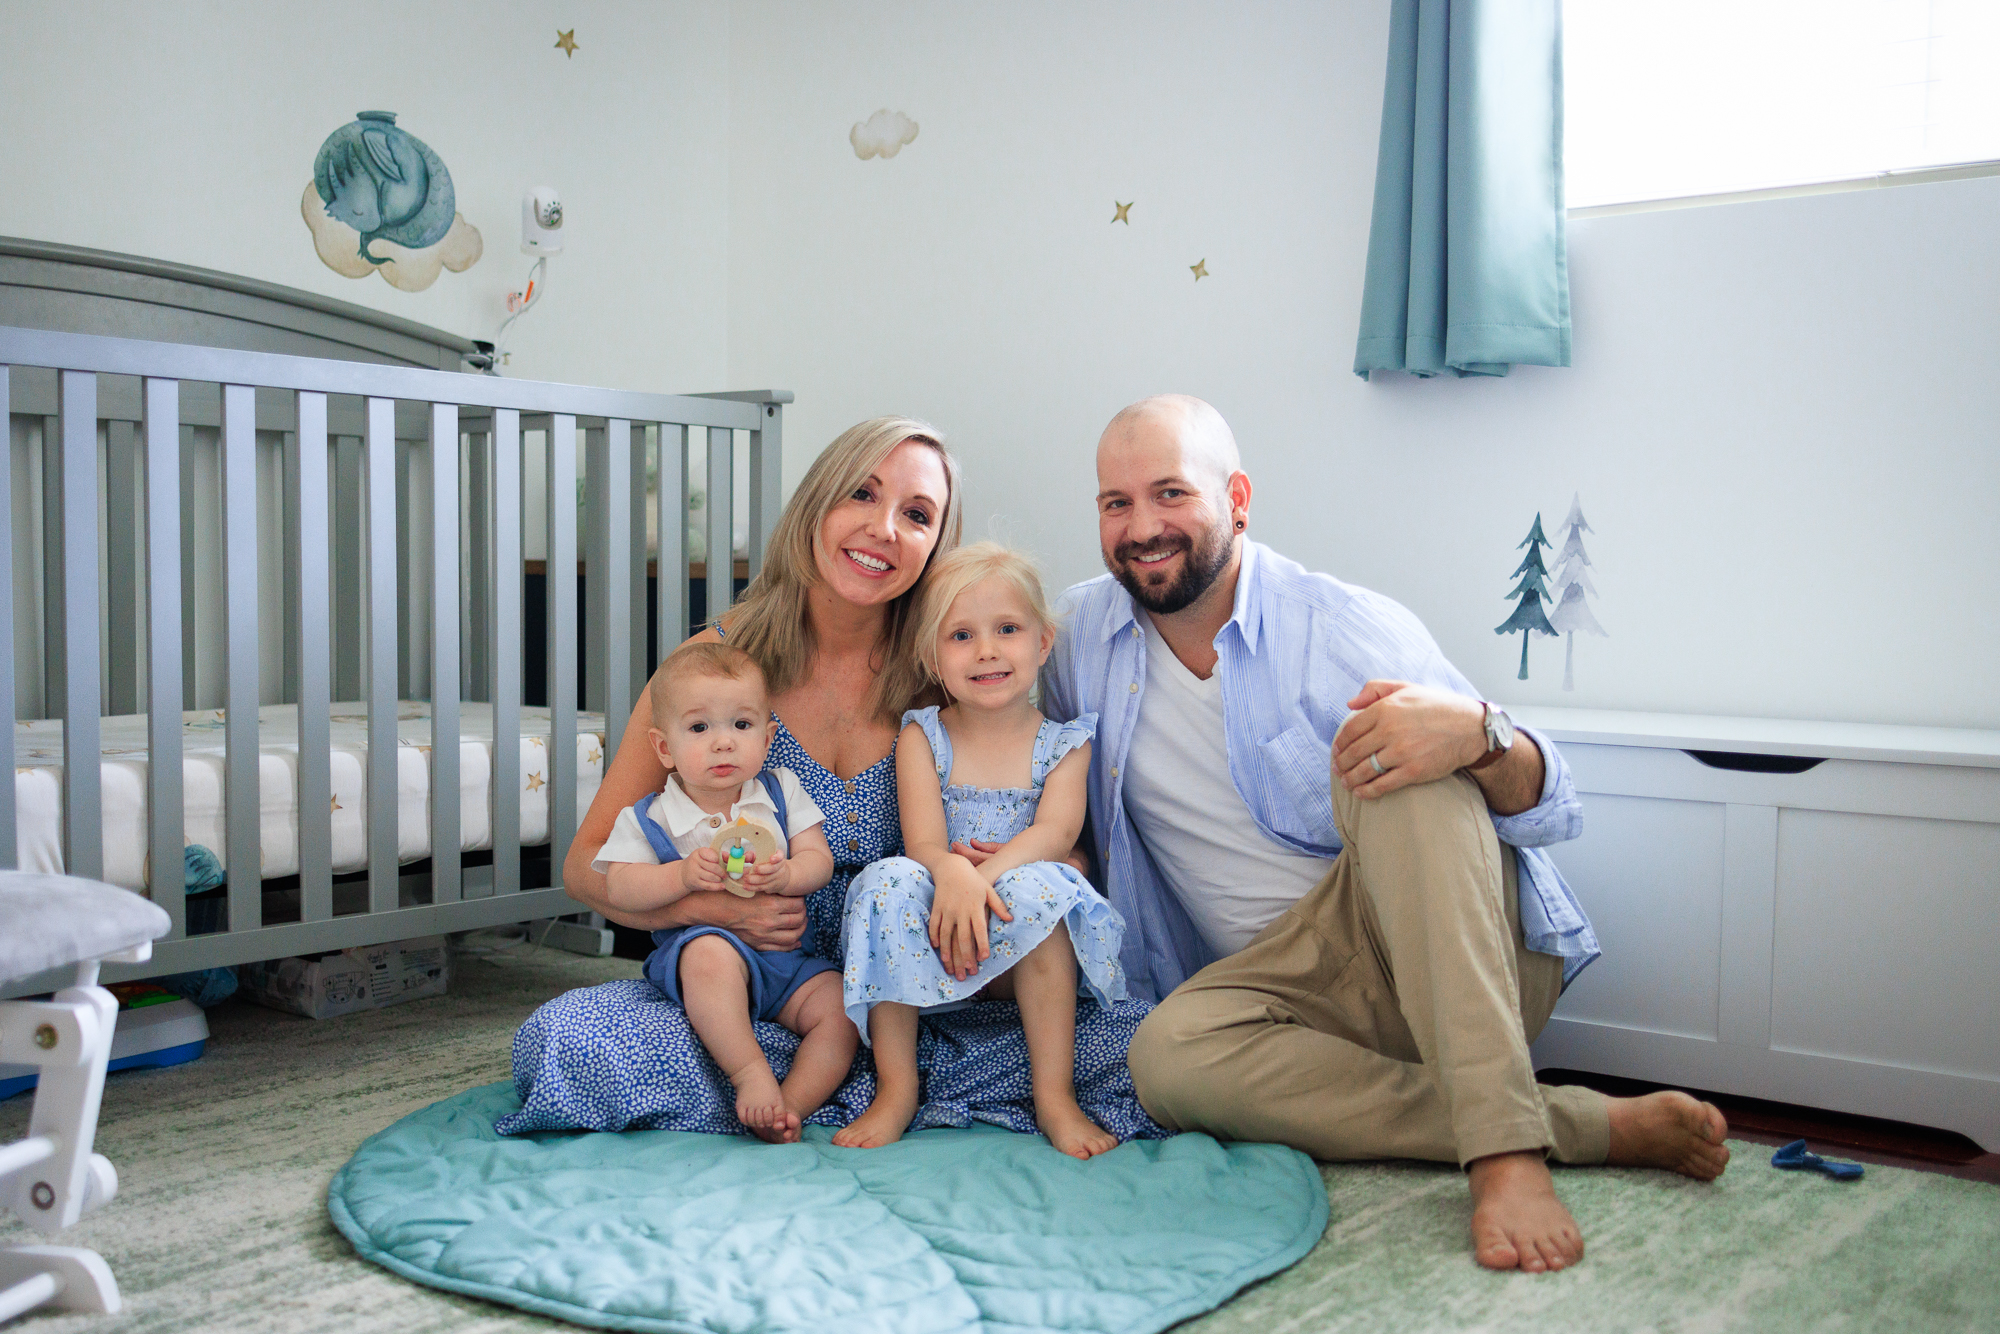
[1489,706,1515,751]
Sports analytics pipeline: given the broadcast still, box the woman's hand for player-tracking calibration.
[739,850,791,896]
[708,894,808,951]
[682,847,729,894]
[928,858,1014,980]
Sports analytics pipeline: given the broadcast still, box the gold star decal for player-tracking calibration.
[555,29,578,57]
[585,745,602,766]
[1190,259,1208,281]
[331,795,342,812]
[1111,201,1132,224]
[526,772,546,792]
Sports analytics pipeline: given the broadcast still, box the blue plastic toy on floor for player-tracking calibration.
[1771,1138,1865,1180]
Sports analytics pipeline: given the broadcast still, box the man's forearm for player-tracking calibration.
[1468,732,1546,817]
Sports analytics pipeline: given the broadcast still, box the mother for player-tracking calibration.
[499,417,1160,1140]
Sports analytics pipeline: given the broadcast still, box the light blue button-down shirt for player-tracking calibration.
[1040,540,1599,1003]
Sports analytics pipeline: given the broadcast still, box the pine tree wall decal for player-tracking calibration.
[1547,492,1607,690]
[1496,513,1558,680]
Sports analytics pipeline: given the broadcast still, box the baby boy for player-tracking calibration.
[595,641,857,1142]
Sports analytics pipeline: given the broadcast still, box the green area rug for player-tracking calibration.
[4,937,1995,1333]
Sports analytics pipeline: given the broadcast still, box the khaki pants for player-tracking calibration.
[1129,770,1609,1167]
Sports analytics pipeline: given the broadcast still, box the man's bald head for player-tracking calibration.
[1093,395,1250,617]
[1098,394,1241,493]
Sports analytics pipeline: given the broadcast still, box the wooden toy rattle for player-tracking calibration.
[709,818,782,898]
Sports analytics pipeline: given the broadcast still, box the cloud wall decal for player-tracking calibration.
[850,109,920,160]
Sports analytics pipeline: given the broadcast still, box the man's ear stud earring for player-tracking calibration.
[1236,519,1245,530]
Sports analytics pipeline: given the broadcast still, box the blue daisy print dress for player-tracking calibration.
[840,707,1126,1038]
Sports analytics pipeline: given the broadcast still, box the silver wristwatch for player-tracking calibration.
[1469,702,1514,771]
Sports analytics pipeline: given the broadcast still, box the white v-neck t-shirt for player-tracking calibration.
[1122,616,1332,958]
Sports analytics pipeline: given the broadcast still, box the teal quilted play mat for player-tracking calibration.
[329,1083,1326,1334]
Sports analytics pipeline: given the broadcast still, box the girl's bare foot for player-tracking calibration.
[1605,1090,1731,1180]
[832,1083,919,1148]
[1467,1151,1584,1273]
[731,1064,797,1144]
[1037,1098,1118,1160]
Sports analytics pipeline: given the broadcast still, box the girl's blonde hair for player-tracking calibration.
[912,542,1054,685]
[717,416,963,718]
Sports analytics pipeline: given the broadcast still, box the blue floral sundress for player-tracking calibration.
[841,707,1125,1038]
[498,715,1166,1142]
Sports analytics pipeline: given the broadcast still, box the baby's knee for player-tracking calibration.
[677,935,747,987]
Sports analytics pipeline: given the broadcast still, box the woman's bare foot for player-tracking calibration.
[832,1083,919,1149]
[1036,1098,1119,1160]
[731,1064,798,1144]
[1466,1151,1584,1273]
[1605,1090,1730,1180]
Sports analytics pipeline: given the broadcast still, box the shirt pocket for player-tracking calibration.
[1253,725,1337,846]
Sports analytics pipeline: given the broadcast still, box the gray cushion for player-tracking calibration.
[0,872,172,984]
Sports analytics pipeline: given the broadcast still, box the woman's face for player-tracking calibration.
[813,439,950,607]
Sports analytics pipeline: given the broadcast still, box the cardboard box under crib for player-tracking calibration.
[238,935,450,1019]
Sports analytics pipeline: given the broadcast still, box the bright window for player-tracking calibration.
[1563,0,2000,209]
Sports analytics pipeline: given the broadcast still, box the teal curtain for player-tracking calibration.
[1353,0,1570,378]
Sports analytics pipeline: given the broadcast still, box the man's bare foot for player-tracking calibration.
[1605,1090,1730,1180]
[731,1065,798,1144]
[1466,1151,1584,1273]
[1036,1098,1118,1160]
[832,1083,919,1148]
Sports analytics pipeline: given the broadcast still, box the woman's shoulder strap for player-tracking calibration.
[1031,711,1098,786]
[900,706,952,786]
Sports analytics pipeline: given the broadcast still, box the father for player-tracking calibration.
[1040,396,1730,1273]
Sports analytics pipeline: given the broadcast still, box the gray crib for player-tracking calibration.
[0,263,785,995]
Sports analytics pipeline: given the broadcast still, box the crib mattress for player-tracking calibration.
[12,702,608,894]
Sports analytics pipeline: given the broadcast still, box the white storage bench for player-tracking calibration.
[1513,706,2000,1152]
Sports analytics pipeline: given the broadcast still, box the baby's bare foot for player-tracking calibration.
[832,1084,918,1149]
[1606,1090,1731,1181]
[1467,1151,1584,1273]
[732,1065,793,1144]
[1037,1098,1119,1160]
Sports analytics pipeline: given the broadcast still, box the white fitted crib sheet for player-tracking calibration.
[12,702,608,894]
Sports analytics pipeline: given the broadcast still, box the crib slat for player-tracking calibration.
[491,410,522,896]
[628,427,648,700]
[60,371,103,881]
[293,390,333,923]
[105,419,141,715]
[602,418,633,741]
[364,396,398,915]
[747,404,782,584]
[221,383,259,931]
[547,414,577,887]
[658,424,688,651]
[431,403,461,904]
[0,365,13,868]
[705,427,733,626]
[465,430,490,703]
[144,379,185,936]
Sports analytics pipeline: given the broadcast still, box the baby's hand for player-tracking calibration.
[740,850,791,895]
[683,847,728,892]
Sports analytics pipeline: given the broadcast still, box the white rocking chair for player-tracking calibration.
[0,873,170,1322]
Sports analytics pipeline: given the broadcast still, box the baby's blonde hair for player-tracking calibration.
[912,542,1054,684]
[650,641,768,727]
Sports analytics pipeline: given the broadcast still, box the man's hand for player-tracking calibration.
[709,892,808,951]
[1334,680,1486,799]
[682,847,730,894]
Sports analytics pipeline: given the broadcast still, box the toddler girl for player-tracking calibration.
[834,543,1127,1158]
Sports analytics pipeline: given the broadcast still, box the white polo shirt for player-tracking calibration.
[592,768,823,871]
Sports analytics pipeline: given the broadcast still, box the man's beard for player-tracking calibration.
[1108,521,1234,615]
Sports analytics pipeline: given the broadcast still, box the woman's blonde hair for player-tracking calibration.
[718,416,963,718]
[911,542,1054,686]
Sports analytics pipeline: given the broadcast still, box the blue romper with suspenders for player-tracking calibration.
[634,771,841,1022]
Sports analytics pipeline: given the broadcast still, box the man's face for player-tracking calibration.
[1095,417,1236,616]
